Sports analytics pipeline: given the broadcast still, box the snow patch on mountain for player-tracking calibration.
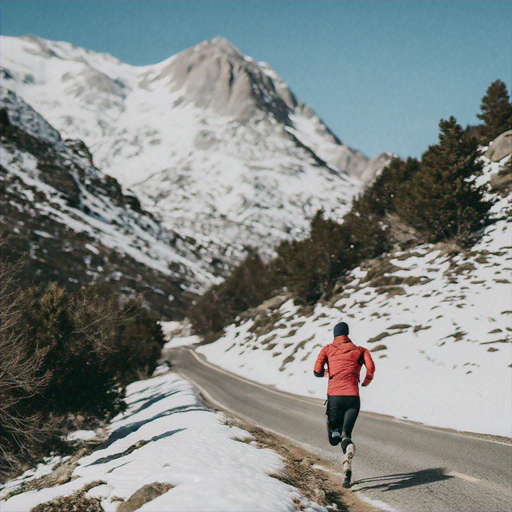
[0,34,377,268]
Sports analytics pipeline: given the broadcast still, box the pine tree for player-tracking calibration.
[477,79,512,145]
[188,250,278,335]
[275,211,350,305]
[395,117,494,245]
[361,156,420,217]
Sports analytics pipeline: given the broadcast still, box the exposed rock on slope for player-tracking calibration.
[486,130,512,162]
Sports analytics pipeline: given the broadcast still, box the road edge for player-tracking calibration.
[177,368,387,512]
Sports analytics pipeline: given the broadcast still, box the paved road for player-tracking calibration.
[168,348,512,512]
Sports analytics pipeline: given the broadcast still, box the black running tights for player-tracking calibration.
[328,395,360,438]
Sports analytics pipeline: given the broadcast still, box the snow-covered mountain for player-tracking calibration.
[0,35,389,269]
[196,152,512,437]
[1,88,219,317]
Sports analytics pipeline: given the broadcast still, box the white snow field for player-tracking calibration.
[0,34,372,270]
[0,370,328,512]
[1,87,217,293]
[199,156,512,438]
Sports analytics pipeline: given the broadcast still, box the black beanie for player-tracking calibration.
[333,322,349,337]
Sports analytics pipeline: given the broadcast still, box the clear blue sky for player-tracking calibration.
[1,0,511,158]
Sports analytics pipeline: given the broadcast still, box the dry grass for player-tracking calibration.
[366,332,391,344]
[30,480,106,512]
[413,325,432,333]
[279,336,314,371]
[223,416,379,512]
[247,310,285,337]
[2,447,90,501]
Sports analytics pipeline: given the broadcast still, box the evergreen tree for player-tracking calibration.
[359,157,420,217]
[477,79,512,145]
[275,211,350,304]
[188,251,278,336]
[395,117,494,245]
[342,197,390,263]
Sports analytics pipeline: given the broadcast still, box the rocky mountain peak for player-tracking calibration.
[148,37,291,123]
[202,36,245,57]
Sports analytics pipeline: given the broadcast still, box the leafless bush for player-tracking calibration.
[0,259,55,476]
[0,252,165,479]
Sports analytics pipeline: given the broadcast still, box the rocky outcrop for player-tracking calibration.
[149,37,291,124]
[485,130,512,162]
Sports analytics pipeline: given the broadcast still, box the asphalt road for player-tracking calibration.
[167,348,512,512]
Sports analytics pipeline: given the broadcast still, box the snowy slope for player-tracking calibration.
[0,370,328,512]
[0,35,382,267]
[1,88,219,315]
[197,156,512,437]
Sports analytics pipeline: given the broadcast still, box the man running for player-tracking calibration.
[313,321,375,488]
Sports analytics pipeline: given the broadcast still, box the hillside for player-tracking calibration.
[196,152,512,437]
[1,88,216,316]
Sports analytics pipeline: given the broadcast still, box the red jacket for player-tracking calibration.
[314,335,375,396]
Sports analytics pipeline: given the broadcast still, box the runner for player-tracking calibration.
[313,321,375,488]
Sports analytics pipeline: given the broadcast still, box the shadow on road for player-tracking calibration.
[353,467,454,491]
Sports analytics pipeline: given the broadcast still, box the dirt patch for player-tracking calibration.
[443,330,466,341]
[382,286,406,298]
[30,480,106,512]
[261,334,278,345]
[450,261,476,275]
[413,325,432,333]
[370,345,387,353]
[366,332,391,344]
[116,483,174,512]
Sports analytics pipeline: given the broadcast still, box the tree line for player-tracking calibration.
[188,79,511,338]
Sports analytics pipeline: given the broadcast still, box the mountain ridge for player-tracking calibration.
[1,34,390,285]
[1,88,219,316]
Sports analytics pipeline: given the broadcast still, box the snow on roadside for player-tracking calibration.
[0,370,327,512]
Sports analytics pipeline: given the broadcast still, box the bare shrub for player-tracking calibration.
[0,258,56,477]
[0,252,164,479]
[30,481,106,512]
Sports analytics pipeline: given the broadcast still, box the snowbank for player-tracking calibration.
[0,371,327,512]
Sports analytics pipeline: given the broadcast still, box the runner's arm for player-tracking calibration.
[361,348,375,386]
[313,346,328,377]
